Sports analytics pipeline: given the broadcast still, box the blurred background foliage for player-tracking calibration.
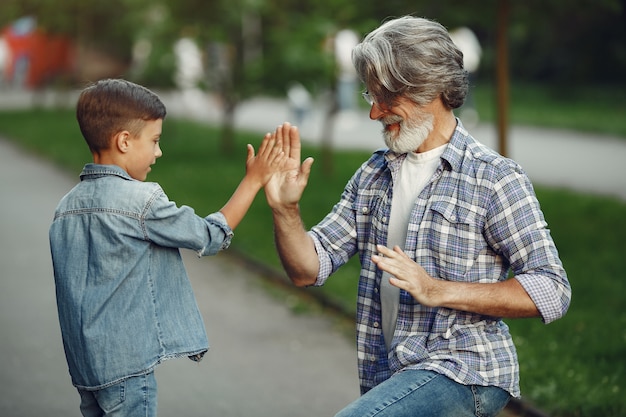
[2,0,624,150]
[2,0,624,92]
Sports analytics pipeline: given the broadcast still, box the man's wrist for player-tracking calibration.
[271,203,300,216]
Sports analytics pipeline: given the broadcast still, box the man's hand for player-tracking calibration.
[372,244,442,307]
[264,122,314,209]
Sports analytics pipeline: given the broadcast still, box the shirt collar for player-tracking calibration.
[79,163,134,181]
[440,118,472,173]
[381,118,471,172]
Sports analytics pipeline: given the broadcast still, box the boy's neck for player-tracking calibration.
[93,151,119,166]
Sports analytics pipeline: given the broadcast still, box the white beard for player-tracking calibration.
[382,109,434,153]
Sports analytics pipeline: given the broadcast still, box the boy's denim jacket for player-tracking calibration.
[49,164,233,390]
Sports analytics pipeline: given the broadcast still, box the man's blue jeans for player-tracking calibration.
[335,370,511,417]
[78,372,158,417]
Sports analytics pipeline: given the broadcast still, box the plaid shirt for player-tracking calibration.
[309,121,571,398]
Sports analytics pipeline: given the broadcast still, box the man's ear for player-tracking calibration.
[114,131,132,153]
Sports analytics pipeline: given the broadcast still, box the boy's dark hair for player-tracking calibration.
[76,79,167,153]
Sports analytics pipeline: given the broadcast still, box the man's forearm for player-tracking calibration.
[431,277,540,318]
[273,205,319,287]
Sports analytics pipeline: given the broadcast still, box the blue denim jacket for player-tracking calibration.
[49,164,233,390]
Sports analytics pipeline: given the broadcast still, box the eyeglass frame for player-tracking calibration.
[362,90,398,113]
[361,90,376,107]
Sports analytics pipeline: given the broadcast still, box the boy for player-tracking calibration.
[49,78,285,416]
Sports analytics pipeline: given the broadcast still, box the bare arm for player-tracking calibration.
[373,244,540,318]
[220,133,284,230]
[264,123,319,287]
[272,205,319,287]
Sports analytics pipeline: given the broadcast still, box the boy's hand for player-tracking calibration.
[245,129,286,187]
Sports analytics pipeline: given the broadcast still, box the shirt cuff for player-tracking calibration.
[309,232,332,287]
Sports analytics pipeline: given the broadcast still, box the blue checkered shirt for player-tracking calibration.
[309,121,571,398]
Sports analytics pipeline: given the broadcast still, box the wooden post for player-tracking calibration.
[496,0,510,157]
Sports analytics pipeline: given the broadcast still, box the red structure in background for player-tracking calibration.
[1,17,75,88]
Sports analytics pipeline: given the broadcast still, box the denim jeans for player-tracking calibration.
[335,370,510,417]
[78,372,158,417]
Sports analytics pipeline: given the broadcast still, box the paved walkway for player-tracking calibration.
[0,88,623,416]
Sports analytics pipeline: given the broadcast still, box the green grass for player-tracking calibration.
[471,82,626,138]
[508,189,626,416]
[0,106,624,416]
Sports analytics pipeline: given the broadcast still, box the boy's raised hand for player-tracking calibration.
[245,130,286,187]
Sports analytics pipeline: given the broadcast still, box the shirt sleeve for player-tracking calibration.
[309,232,334,286]
[142,186,234,256]
[308,174,361,286]
[483,166,571,324]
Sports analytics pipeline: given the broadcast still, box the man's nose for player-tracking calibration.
[369,104,387,120]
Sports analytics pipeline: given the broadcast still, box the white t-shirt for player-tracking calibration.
[381,144,447,351]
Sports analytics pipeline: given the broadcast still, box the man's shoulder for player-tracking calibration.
[450,131,524,177]
[353,149,390,179]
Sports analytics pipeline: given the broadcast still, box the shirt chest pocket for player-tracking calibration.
[422,200,486,281]
[353,192,389,247]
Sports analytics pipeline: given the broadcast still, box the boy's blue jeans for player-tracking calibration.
[335,370,511,417]
[78,372,157,417]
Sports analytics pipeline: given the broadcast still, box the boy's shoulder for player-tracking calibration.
[57,165,164,212]
[80,164,162,190]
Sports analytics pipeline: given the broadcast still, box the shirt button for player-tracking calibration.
[373,322,380,328]
[361,207,369,214]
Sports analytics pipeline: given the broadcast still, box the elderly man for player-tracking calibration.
[265,16,571,417]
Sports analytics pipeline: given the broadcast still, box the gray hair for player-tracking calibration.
[352,16,468,109]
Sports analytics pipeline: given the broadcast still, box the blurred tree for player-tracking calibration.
[165,0,361,155]
[261,0,358,174]
[1,0,623,137]
[2,0,624,88]
[506,0,625,86]
[0,0,155,83]
[350,0,625,86]
[166,0,266,153]
[129,4,180,88]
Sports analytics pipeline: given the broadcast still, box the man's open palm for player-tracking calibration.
[265,122,314,208]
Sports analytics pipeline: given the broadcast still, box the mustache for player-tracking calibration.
[381,115,404,126]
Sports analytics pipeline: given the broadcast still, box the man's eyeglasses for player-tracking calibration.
[362,90,394,113]
[361,91,375,107]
